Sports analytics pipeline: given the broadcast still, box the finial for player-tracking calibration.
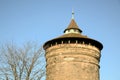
[72,9,74,19]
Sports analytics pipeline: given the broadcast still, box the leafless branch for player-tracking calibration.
[0,42,45,80]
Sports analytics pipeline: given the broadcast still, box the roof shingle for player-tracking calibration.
[64,19,82,33]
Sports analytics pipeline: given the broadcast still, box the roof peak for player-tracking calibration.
[64,13,82,33]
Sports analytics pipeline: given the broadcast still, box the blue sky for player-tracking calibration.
[0,0,120,80]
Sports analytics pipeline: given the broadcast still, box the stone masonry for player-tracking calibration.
[45,43,101,80]
[43,12,103,80]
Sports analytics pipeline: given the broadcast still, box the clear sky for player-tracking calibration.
[0,0,120,80]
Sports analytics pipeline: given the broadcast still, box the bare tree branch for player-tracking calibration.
[0,42,45,80]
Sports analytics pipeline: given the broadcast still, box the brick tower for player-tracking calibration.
[43,12,103,80]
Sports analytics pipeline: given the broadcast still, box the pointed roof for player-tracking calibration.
[64,19,82,33]
[64,10,82,33]
[43,12,103,50]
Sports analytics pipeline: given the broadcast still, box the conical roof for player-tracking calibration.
[64,19,82,33]
[43,13,103,50]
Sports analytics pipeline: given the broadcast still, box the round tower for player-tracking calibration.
[43,12,103,80]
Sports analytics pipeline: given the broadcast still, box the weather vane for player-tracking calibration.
[72,9,74,19]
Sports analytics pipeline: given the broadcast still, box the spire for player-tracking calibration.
[64,11,82,34]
